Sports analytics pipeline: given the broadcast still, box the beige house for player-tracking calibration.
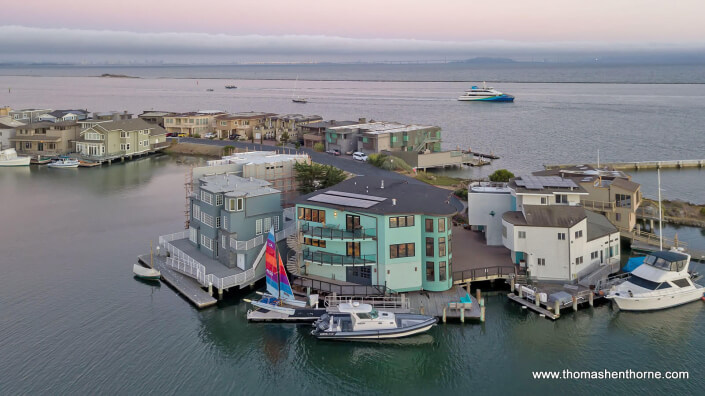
[164,111,224,137]
[534,166,642,231]
[10,121,81,156]
[260,114,322,141]
[76,119,168,159]
[215,112,275,140]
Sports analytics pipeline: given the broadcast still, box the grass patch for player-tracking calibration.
[415,172,466,187]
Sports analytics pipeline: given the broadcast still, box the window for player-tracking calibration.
[438,218,446,232]
[591,251,599,260]
[221,121,227,126]
[389,215,414,228]
[216,216,221,228]
[223,216,228,230]
[347,242,361,257]
[575,230,583,239]
[189,227,197,243]
[390,243,415,258]
[264,217,271,232]
[425,218,434,232]
[304,238,326,248]
[201,213,214,227]
[201,235,213,250]
[672,278,692,288]
[615,213,622,222]
[274,216,280,231]
[518,231,526,239]
[215,194,223,206]
[193,204,201,221]
[222,235,227,249]
[540,197,548,204]
[439,261,447,281]
[438,237,446,256]
[426,262,435,281]
[346,215,360,231]
[201,191,213,205]
[576,256,584,265]
[537,258,546,266]
[300,207,325,223]
[237,198,243,211]
[555,194,568,204]
[120,131,129,138]
[255,219,263,235]
[426,237,434,257]
[557,232,566,240]
[615,194,632,208]
[120,143,130,150]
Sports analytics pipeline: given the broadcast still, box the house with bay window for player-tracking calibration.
[293,175,458,293]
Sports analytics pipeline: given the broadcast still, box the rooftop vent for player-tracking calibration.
[392,198,397,206]
[380,180,384,189]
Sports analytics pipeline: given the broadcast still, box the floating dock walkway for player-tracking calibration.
[545,159,705,171]
[138,254,217,309]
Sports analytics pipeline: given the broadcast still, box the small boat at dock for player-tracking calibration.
[78,160,101,167]
[31,155,54,165]
[0,148,31,166]
[133,263,161,280]
[47,157,80,168]
[311,302,437,340]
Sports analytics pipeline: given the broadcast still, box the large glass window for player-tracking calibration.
[425,218,434,232]
[438,237,446,256]
[389,215,414,228]
[439,261,447,281]
[390,243,415,258]
[347,242,360,257]
[426,237,434,257]
[438,218,446,232]
[426,262,435,281]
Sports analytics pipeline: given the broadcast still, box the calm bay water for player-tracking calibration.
[1,63,704,202]
[1,157,704,395]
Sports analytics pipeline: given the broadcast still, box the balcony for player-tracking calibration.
[300,223,376,240]
[302,249,376,266]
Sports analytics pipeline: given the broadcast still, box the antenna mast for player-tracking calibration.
[657,168,663,251]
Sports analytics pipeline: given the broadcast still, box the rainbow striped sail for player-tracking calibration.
[265,228,279,298]
[278,251,295,301]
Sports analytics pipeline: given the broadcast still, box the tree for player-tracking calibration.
[367,153,388,168]
[313,142,325,152]
[223,145,235,156]
[489,169,515,182]
[280,131,290,144]
[294,162,347,194]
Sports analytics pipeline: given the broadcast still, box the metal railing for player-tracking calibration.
[292,277,393,296]
[581,199,615,211]
[618,226,688,249]
[302,249,376,266]
[577,257,621,288]
[324,295,410,310]
[300,223,376,240]
[452,265,516,284]
[229,224,297,251]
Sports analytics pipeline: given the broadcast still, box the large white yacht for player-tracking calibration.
[0,148,31,166]
[607,250,704,311]
[458,82,514,102]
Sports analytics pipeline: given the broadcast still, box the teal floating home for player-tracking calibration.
[293,176,459,292]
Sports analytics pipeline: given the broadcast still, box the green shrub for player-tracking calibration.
[313,143,325,152]
[454,188,468,200]
[489,169,514,182]
[192,133,201,139]
[700,207,705,217]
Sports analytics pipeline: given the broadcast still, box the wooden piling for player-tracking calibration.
[510,280,515,293]
[554,300,560,318]
[218,287,223,300]
[460,307,465,323]
[589,292,594,307]
[442,306,447,323]
[480,298,486,322]
[208,282,213,296]
[476,288,481,302]
[572,296,578,311]
[466,282,470,295]
[518,286,523,298]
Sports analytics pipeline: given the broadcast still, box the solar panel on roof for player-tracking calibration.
[308,193,381,208]
[325,190,387,202]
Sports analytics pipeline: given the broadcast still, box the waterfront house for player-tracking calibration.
[0,116,24,149]
[164,111,225,137]
[468,175,621,282]
[10,121,80,156]
[260,113,322,141]
[301,120,357,149]
[38,109,89,123]
[75,118,167,159]
[326,120,473,169]
[9,108,52,123]
[214,112,275,140]
[92,111,133,121]
[138,111,177,128]
[293,175,458,292]
[533,166,642,231]
[203,151,310,203]
[0,106,10,116]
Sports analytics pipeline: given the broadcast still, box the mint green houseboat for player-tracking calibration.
[294,176,458,292]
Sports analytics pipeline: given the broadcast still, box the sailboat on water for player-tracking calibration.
[246,228,325,321]
[291,76,308,103]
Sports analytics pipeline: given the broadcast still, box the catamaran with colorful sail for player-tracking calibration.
[246,228,325,321]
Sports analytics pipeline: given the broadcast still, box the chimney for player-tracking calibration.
[380,179,384,189]
[392,198,397,205]
[359,117,366,124]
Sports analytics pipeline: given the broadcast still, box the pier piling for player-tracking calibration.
[518,287,523,298]
[218,287,223,300]
[208,282,213,296]
[442,307,447,323]
[510,281,515,293]
[554,300,560,318]
[572,296,578,312]
[480,298,485,322]
[589,292,594,307]
[460,307,465,323]
[476,288,481,303]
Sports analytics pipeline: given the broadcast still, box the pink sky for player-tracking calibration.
[4,0,705,43]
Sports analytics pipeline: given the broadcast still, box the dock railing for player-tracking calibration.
[452,265,516,284]
[292,277,393,296]
[324,295,410,311]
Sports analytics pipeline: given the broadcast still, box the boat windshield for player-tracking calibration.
[356,310,379,320]
[645,255,687,271]
[627,275,665,291]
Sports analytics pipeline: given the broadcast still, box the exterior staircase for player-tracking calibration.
[285,234,303,275]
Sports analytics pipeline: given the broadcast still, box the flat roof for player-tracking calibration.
[328,121,439,135]
[509,175,587,195]
[217,112,276,120]
[207,151,309,166]
[199,174,280,197]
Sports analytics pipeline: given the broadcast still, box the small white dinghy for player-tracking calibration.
[133,264,161,280]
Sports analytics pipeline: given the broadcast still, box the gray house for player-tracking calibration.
[188,174,287,270]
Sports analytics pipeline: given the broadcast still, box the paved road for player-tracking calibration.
[176,137,465,213]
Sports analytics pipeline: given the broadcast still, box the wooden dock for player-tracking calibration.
[545,159,705,171]
[406,286,481,321]
[138,254,217,309]
[507,293,558,320]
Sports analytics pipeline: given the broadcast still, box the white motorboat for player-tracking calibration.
[311,302,437,340]
[458,82,514,102]
[0,148,31,166]
[606,250,704,311]
[133,264,161,280]
[47,157,80,168]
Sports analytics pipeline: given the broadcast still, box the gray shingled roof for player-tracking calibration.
[609,177,640,192]
[92,118,167,136]
[585,210,618,241]
[503,205,586,228]
[296,175,458,216]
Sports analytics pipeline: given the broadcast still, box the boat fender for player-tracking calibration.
[701,296,705,302]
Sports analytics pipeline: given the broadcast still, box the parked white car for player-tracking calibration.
[204,133,217,139]
[352,152,368,161]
